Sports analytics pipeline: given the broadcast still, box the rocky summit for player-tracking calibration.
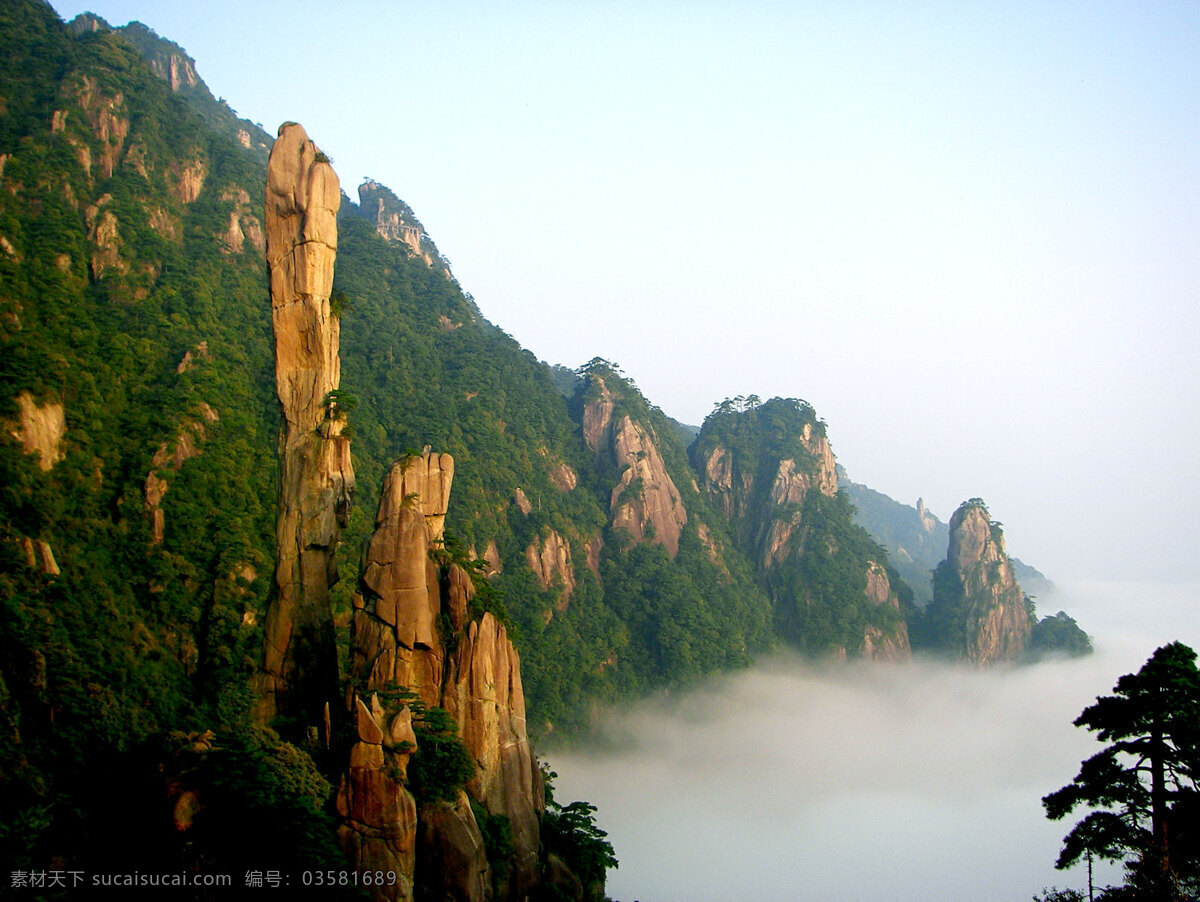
[924,499,1031,665]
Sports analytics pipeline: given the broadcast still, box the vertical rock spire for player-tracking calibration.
[342,453,543,900]
[256,123,354,726]
[927,499,1030,664]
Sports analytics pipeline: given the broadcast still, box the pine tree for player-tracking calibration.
[1044,642,1200,899]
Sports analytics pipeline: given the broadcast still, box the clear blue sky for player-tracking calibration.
[50,1,1200,584]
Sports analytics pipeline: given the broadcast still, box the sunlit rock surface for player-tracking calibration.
[256,122,354,724]
[345,452,543,899]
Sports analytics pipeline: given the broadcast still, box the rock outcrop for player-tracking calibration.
[144,401,218,544]
[345,453,542,901]
[337,693,419,898]
[526,528,576,606]
[10,392,65,470]
[256,123,354,726]
[66,73,129,180]
[415,793,491,901]
[608,414,687,557]
[925,499,1031,665]
[356,180,451,278]
[582,375,687,558]
[692,397,911,659]
[170,156,207,204]
[548,461,578,493]
[442,610,542,897]
[917,497,937,534]
[581,378,615,456]
[758,425,837,568]
[352,452,454,708]
[219,187,265,255]
[696,415,837,570]
[859,561,910,661]
[84,194,126,279]
[19,536,60,576]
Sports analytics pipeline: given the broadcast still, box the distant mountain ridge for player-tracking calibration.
[840,468,1054,605]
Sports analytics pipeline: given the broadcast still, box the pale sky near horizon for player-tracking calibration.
[48,1,1200,587]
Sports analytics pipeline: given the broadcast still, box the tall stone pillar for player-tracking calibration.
[256,122,354,727]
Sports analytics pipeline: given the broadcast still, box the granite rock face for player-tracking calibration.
[526,528,576,605]
[693,399,911,659]
[696,419,837,570]
[928,499,1031,665]
[337,694,420,899]
[859,561,910,661]
[356,179,452,278]
[10,392,65,471]
[759,425,837,568]
[416,793,492,902]
[345,453,542,901]
[442,611,542,897]
[352,453,454,708]
[582,375,687,558]
[256,123,354,726]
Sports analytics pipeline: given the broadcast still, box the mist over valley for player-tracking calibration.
[550,580,1200,902]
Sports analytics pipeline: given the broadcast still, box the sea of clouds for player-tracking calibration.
[547,580,1199,902]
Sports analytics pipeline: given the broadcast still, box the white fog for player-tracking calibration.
[548,580,1200,902]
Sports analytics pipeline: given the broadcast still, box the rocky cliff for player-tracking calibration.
[344,452,543,901]
[355,179,452,278]
[924,499,1031,665]
[840,474,1055,607]
[581,372,687,558]
[9,391,65,471]
[692,397,910,659]
[860,561,910,662]
[256,123,355,726]
[694,404,837,568]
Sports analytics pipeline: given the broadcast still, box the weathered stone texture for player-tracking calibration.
[579,376,689,557]
[346,452,542,900]
[10,392,65,470]
[941,501,1031,665]
[858,561,910,662]
[256,123,353,725]
[608,414,688,558]
[526,529,576,604]
[416,794,493,902]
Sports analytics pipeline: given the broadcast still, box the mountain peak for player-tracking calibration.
[355,178,452,278]
[925,499,1031,665]
[66,12,273,158]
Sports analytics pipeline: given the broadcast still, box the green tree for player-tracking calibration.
[539,765,618,896]
[1043,642,1200,900]
[1028,610,1094,661]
